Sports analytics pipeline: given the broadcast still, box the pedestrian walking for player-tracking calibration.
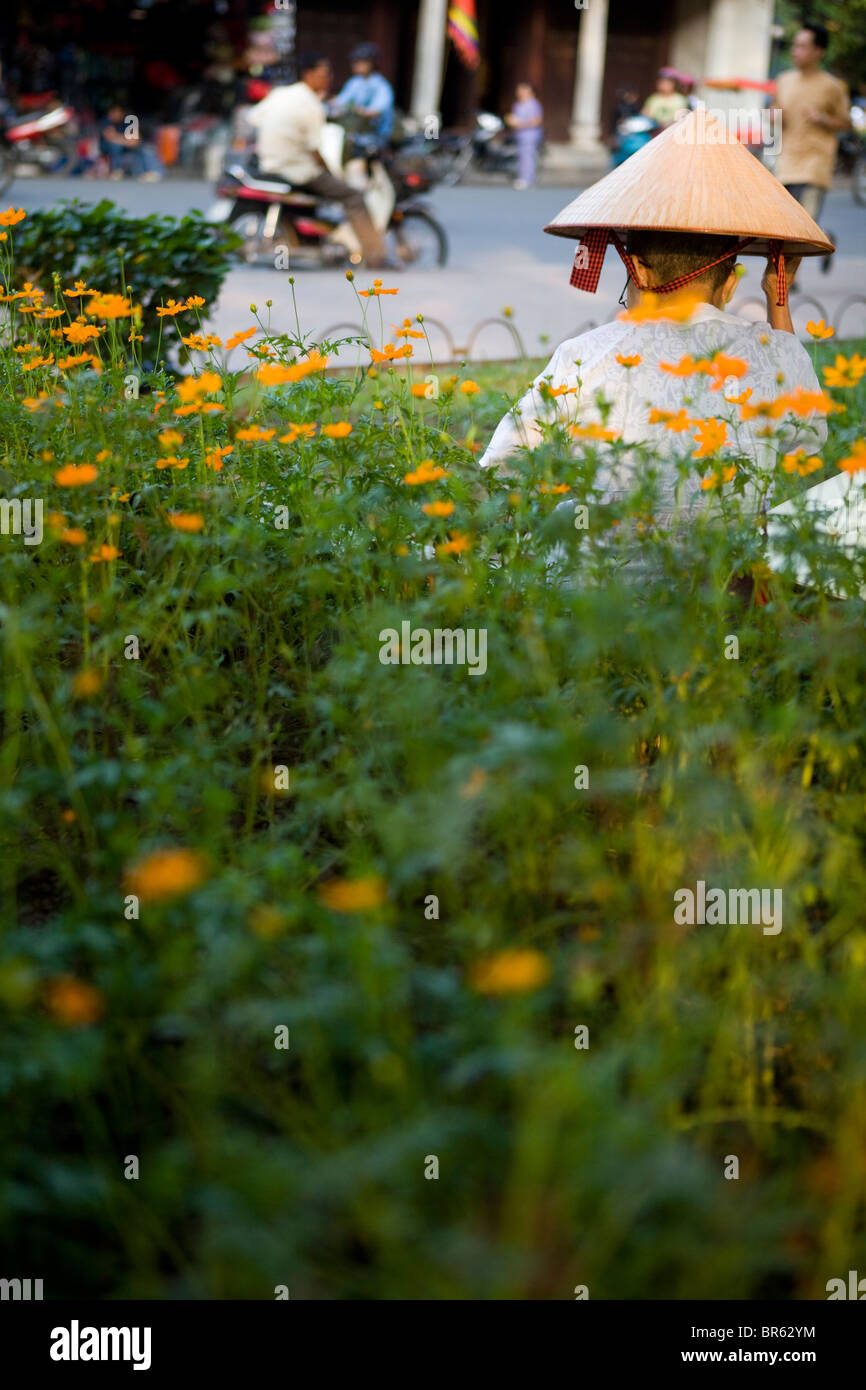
[773,21,850,270]
[506,82,543,189]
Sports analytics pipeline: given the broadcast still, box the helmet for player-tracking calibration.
[350,42,380,66]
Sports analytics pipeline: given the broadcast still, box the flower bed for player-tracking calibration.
[2,205,866,1299]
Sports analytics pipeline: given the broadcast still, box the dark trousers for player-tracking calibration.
[295,169,385,266]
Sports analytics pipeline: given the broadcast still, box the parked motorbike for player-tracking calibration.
[0,92,76,193]
[207,123,448,269]
[838,103,866,205]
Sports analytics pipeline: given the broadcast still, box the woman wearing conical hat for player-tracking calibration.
[479,110,833,522]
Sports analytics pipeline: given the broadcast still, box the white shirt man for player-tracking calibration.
[247,80,326,185]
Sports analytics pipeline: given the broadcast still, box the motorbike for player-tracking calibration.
[0,92,77,193]
[207,123,448,269]
[611,114,660,167]
[838,103,866,206]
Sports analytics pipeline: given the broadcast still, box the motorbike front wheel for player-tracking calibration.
[386,210,448,268]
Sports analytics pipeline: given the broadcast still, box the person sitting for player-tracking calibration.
[330,42,395,146]
[246,50,387,268]
[100,104,162,181]
[479,110,834,527]
[641,69,689,129]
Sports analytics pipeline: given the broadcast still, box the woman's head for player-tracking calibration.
[516,82,535,102]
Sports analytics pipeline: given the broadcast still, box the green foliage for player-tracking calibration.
[10,200,240,364]
[1,239,866,1298]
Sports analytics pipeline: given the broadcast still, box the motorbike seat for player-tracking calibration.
[229,163,318,202]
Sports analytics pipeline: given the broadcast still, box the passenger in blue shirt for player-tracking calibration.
[331,42,394,143]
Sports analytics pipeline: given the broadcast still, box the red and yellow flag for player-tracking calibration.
[448,0,480,70]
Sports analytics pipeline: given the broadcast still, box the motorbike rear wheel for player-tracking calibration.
[386,210,448,268]
[853,156,866,207]
[227,207,267,265]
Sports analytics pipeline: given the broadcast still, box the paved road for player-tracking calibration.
[10,175,866,360]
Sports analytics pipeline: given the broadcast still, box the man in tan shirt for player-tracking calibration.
[774,23,850,225]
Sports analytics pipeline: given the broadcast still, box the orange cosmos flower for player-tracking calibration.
[86,293,131,319]
[318,875,387,911]
[569,423,620,441]
[781,450,823,476]
[89,543,121,562]
[648,407,694,433]
[205,445,233,471]
[155,455,190,470]
[156,298,187,318]
[54,463,98,486]
[806,319,834,340]
[167,513,204,532]
[72,667,103,697]
[35,307,65,320]
[616,353,642,367]
[700,465,737,490]
[123,847,208,902]
[0,206,26,226]
[708,354,748,390]
[182,333,222,350]
[62,322,101,344]
[469,948,550,996]
[225,326,257,350]
[544,382,578,398]
[279,423,317,444]
[421,499,455,516]
[659,354,713,377]
[256,350,329,385]
[403,459,451,484]
[822,353,866,389]
[692,418,728,459]
[460,379,480,395]
[44,976,104,1027]
[56,351,98,370]
[185,295,206,309]
[158,429,184,449]
[839,440,866,475]
[391,319,425,339]
[539,482,570,494]
[370,342,413,363]
[235,425,275,442]
[60,527,87,546]
[436,531,472,555]
[618,292,702,324]
[62,280,90,297]
[358,279,398,297]
[321,421,352,438]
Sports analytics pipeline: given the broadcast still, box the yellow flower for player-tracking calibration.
[358,279,398,297]
[205,445,233,471]
[421,500,455,516]
[618,292,702,323]
[469,948,550,995]
[158,429,184,449]
[616,353,642,367]
[279,423,317,444]
[175,370,222,402]
[123,847,208,902]
[167,513,204,532]
[44,975,104,1027]
[60,527,87,546]
[436,530,472,556]
[89,543,121,562]
[692,418,728,459]
[839,440,866,475]
[806,319,834,339]
[370,342,413,363]
[182,333,222,350]
[822,354,866,389]
[62,280,90,297]
[569,423,620,441]
[54,463,98,486]
[0,206,26,227]
[72,667,103,697]
[56,351,98,370]
[156,298,187,318]
[403,459,451,485]
[539,482,570,494]
[321,421,352,438]
[318,875,387,912]
[185,295,206,309]
[155,455,190,470]
[410,383,430,398]
[649,408,694,433]
[460,379,480,395]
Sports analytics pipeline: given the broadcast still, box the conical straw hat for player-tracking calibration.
[544,109,833,257]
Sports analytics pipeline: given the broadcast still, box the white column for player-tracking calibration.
[410,0,450,121]
[702,0,773,99]
[570,0,610,150]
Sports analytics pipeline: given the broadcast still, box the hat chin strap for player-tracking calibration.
[569,231,789,306]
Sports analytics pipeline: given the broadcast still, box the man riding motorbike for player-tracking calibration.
[245,50,387,268]
[330,41,394,147]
